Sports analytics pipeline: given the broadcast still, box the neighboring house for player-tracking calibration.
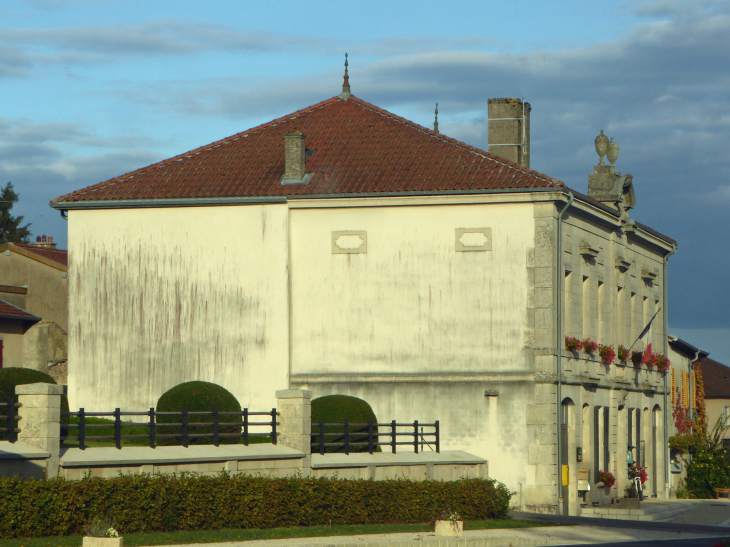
[697,356,730,446]
[0,299,41,368]
[0,236,68,383]
[51,77,677,514]
[666,336,709,490]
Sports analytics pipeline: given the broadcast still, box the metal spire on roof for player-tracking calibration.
[434,103,439,133]
[341,53,351,100]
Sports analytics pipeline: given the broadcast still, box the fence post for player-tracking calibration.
[435,420,440,453]
[275,389,312,476]
[391,420,397,454]
[149,408,155,449]
[114,408,121,449]
[414,420,419,454]
[368,421,374,455]
[344,420,350,455]
[15,383,62,478]
[243,408,249,446]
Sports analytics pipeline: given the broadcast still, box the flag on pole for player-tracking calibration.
[628,308,662,353]
[642,342,653,364]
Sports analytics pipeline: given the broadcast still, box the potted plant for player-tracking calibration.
[598,469,615,489]
[617,345,629,364]
[655,353,671,372]
[583,338,598,356]
[598,344,616,366]
[631,350,643,367]
[565,336,583,353]
[83,516,122,547]
[431,509,463,537]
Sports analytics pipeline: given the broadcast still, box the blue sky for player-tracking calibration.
[1,0,729,363]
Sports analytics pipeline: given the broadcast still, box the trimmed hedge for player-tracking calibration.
[0,367,69,440]
[311,395,380,453]
[0,474,512,538]
[156,381,242,445]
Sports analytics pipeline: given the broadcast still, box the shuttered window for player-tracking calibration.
[681,371,689,409]
[671,369,676,407]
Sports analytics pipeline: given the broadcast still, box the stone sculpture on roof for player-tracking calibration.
[587,130,636,219]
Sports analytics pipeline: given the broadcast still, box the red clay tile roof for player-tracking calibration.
[0,299,40,322]
[701,357,730,399]
[52,95,563,205]
[12,244,68,267]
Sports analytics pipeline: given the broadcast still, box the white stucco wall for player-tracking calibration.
[67,206,290,412]
[290,202,535,375]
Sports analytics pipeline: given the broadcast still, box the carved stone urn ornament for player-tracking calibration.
[595,130,609,164]
[588,130,635,214]
[607,137,619,167]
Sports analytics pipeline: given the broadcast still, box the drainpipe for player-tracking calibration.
[555,190,574,514]
[663,243,677,499]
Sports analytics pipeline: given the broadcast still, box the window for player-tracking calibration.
[681,371,689,409]
[723,406,730,427]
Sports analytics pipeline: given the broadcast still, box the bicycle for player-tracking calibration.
[628,463,644,501]
[627,444,646,501]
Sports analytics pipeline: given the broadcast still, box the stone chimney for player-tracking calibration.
[487,98,531,169]
[31,235,56,249]
[282,131,312,184]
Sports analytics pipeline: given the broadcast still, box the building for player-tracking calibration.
[50,74,677,514]
[0,237,68,383]
[697,356,730,446]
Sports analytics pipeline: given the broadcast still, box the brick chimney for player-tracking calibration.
[282,131,312,184]
[31,235,57,249]
[488,98,531,169]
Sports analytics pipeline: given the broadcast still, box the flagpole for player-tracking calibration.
[627,307,662,353]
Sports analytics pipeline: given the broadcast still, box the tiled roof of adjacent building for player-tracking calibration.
[700,357,730,399]
[11,243,68,267]
[51,95,563,205]
[0,298,40,322]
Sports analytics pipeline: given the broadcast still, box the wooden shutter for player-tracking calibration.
[681,371,689,409]
[692,371,698,409]
[671,369,676,407]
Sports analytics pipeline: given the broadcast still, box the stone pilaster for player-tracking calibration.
[16,382,63,478]
[276,389,312,475]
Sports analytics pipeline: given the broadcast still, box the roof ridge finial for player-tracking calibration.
[434,103,439,133]
[341,53,351,100]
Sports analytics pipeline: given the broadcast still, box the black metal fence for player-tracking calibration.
[60,408,279,450]
[0,398,20,443]
[311,420,439,455]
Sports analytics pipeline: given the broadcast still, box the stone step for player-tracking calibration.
[580,502,693,521]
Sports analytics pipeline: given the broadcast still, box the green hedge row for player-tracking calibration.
[0,474,511,538]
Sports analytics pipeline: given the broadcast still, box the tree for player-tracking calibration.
[0,182,31,244]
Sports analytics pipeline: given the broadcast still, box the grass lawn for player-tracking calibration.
[0,518,558,546]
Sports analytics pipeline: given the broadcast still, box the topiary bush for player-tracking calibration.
[311,395,380,453]
[0,367,69,440]
[156,381,242,445]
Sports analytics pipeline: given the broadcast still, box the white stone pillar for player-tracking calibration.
[16,382,63,478]
[276,389,311,476]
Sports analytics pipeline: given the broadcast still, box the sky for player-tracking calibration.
[1,0,728,363]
